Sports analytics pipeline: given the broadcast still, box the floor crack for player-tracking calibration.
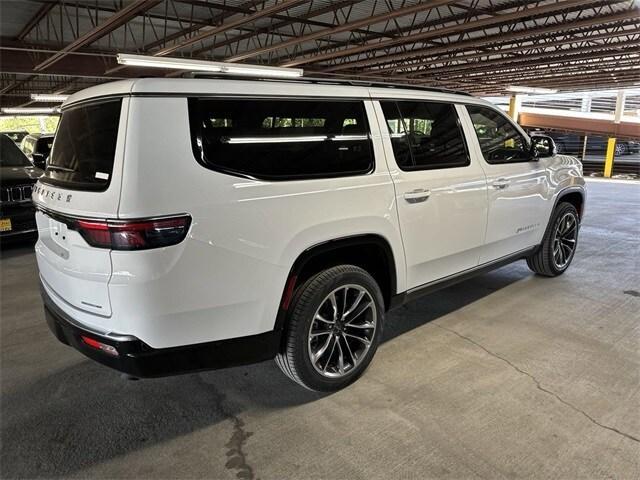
[434,323,640,445]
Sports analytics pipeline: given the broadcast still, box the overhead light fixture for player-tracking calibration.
[116,53,304,78]
[30,93,69,102]
[1,107,59,115]
[507,86,558,94]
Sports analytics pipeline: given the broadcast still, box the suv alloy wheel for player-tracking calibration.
[276,265,384,391]
[527,202,580,276]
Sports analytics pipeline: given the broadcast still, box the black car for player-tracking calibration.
[1,130,29,145]
[20,133,54,169]
[0,134,43,242]
[542,132,640,156]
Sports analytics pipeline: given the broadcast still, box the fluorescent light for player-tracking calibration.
[31,94,69,102]
[224,136,326,144]
[223,135,368,144]
[1,107,59,114]
[507,86,558,94]
[116,53,303,78]
[331,135,368,141]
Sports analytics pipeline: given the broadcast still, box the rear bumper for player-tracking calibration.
[42,284,281,378]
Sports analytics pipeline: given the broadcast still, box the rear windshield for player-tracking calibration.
[43,99,122,191]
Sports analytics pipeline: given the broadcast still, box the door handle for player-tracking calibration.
[403,188,431,203]
[492,178,510,189]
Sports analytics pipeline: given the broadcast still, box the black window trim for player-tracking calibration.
[187,97,376,182]
[464,103,535,166]
[381,99,472,172]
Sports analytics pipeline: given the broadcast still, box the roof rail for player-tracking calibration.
[184,72,473,97]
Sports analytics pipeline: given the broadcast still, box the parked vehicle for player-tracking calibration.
[20,133,54,169]
[540,131,639,156]
[1,130,29,145]
[0,134,43,241]
[33,78,585,391]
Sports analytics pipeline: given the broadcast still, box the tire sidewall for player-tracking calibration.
[545,204,579,275]
[288,267,384,392]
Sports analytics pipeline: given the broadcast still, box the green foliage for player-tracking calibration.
[0,116,59,134]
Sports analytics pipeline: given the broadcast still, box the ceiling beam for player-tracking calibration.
[279,0,622,67]
[330,45,639,84]
[322,8,638,73]
[142,0,266,51]
[223,0,458,63]
[400,40,640,78]
[362,29,640,77]
[191,0,371,57]
[16,2,56,40]
[152,0,309,56]
[34,0,162,71]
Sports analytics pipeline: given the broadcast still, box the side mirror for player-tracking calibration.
[530,135,556,159]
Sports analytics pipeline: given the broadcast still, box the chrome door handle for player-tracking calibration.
[492,178,510,189]
[403,188,431,203]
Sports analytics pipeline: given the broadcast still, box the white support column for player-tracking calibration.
[614,90,626,123]
[508,94,522,122]
[605,89,627,178]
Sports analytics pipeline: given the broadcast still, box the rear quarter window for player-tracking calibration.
[42,99,122,191]
[188,98,374,180]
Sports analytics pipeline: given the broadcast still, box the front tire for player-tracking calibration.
[275,265,384,392]
[615,142,627,156]
[527,203,580,277]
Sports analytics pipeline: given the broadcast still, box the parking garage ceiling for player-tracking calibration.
[0,0,639,107]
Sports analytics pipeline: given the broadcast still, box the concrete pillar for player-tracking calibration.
[508,94,522,122]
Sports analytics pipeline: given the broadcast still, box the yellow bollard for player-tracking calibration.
[604,138,616,178]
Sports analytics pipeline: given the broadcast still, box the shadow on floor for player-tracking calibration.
[1,256,530,478]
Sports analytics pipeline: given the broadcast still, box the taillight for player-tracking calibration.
[75,215,191,250]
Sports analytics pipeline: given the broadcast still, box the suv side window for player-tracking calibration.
[466,105,532,164]
[380,100,469,171]
[188,98,374,180]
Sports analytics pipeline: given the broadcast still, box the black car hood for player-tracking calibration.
[0,166,43,186]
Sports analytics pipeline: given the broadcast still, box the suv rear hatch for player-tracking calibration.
[34,97,127,320]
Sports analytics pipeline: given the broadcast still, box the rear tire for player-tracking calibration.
[275,265,384,392]
[527,202,580,277]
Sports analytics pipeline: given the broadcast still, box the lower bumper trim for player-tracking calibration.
[42,284,281,378]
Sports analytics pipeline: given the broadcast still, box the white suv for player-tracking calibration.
[33,78,585,391]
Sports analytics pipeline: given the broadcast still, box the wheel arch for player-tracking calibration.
[274,234,398,332]
[554,186,586,220]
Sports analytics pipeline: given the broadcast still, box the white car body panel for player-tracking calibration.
[372,101,488,288]
[34,78,585,351]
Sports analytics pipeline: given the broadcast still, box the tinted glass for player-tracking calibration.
[466,105,530,163]
[189,99,373,180]
[43,99,122,191]
[35,137,54,156]
[381,101,469,170]
[0,135,31,167]
[380,102,412,169]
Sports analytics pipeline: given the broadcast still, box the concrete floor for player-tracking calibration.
[1,179,639,479]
